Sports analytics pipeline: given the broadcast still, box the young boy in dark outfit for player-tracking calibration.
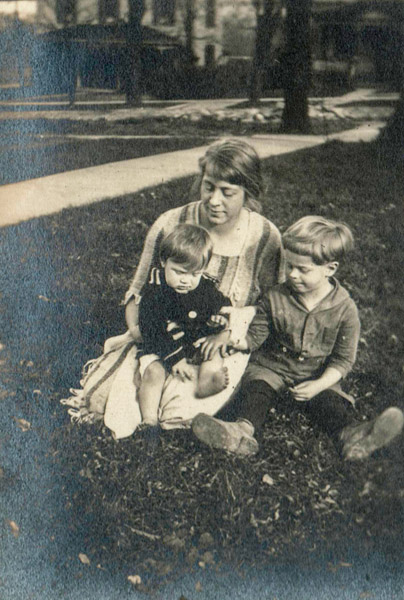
[138,224,232,426]
[192,216,404,459]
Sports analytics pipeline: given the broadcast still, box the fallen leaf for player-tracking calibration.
[78,553,91,565]
[389,334,398,346]
[7,520,20,538]
[195,581,202,592]
[38,295,51,302]
[128,575,142,585]
[250,513,258,528]
[359,481,373,497]
[13,418,31,432]
[262,474,275,486]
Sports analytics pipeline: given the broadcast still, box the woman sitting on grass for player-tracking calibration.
[64,138,284,438]
[192,216,404,460]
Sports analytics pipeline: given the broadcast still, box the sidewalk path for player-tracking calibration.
[0,122,384,228]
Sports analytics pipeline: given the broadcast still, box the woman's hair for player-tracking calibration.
[159,224,213,271]
[282,216,354,264]
[198,139,263,213]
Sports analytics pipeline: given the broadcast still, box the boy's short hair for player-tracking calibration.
[160,224,213,271]
[282,216,354,264]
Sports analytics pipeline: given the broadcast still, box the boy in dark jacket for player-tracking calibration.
[138,224,231,426]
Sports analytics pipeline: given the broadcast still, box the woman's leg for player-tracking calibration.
[158,351,250,429]
[139,361,167,426]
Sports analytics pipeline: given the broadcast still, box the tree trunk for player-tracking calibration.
[377,15,404,151]
[249,10,264,104]
[281,0,312,133]
[184,0,196,66]
[249,0,281,105]
[379,94,404,147]
[125,0,144,106]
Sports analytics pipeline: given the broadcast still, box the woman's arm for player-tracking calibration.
[125,298,142,341]
[123,212,169,306]
[245,298,271,351]
[219,305,257,347]
[257,223,285,293]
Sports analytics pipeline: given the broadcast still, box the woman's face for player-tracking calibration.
[200,167,246,227]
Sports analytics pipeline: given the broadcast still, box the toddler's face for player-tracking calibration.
[285,250,337,295]
[162,258,203,294]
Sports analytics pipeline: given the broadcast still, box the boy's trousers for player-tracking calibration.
[229,379,355,445]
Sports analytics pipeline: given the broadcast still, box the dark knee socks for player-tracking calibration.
[237,380,280,434]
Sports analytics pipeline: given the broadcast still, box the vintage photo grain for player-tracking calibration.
[0,1,403,598]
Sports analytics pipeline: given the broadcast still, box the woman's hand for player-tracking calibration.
[219,306,256,347]
[172,358,194,382]
[194,330,231,361]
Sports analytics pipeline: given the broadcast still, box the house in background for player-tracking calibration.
[312,0,404,89]
[1,0,403,95]
[35,0,258,66]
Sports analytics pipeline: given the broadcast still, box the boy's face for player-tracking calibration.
[162,258,203,294]
[285,250,338,295]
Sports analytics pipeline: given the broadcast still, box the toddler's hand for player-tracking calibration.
[172,358,194,382]
[289,380,325,402]
[208,314,229,328]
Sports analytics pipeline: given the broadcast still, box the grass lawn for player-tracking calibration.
[1,138,404,596]
[0,115,357,185]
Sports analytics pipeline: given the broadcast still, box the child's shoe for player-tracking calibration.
[192,413,259,456]
[342,407,404,461]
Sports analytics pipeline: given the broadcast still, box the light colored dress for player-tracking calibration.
[65,201,283,438]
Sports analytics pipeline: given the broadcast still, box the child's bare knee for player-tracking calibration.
[143,361,165,383]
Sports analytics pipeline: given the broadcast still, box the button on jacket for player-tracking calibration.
[138,268,231,370]
[245,279,360,389]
